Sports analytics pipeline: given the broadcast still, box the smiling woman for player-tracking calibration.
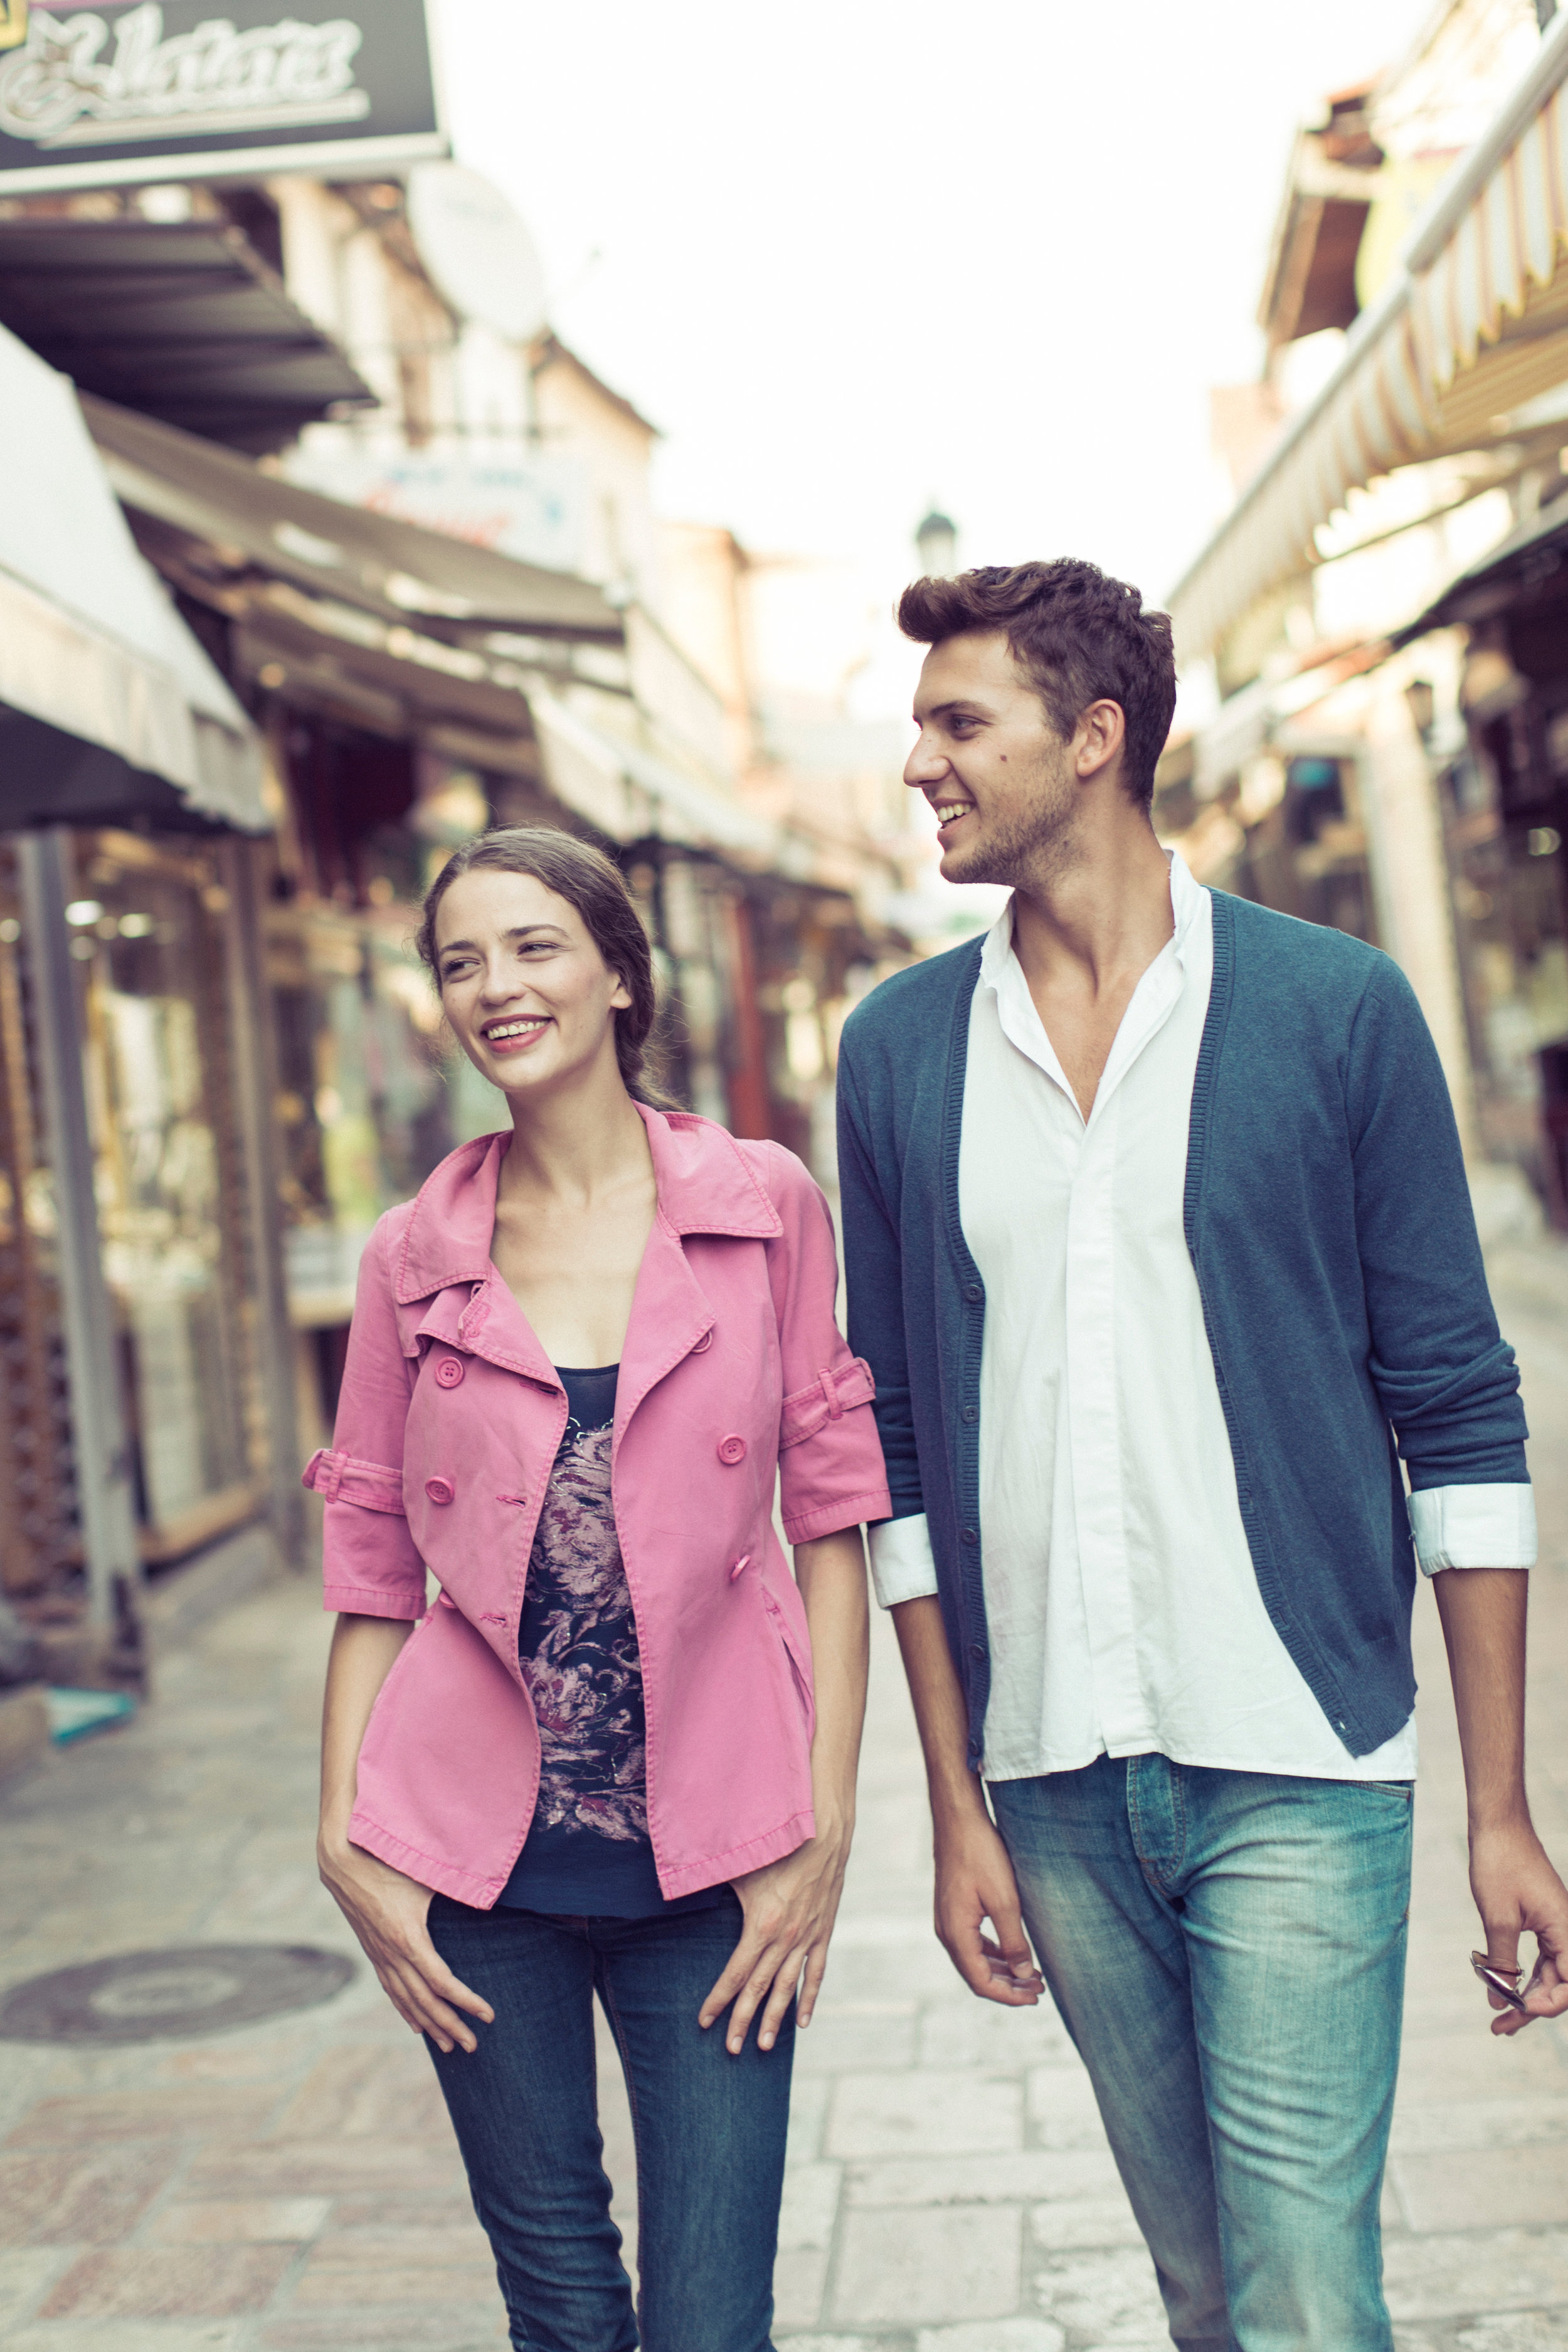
[309,825,888,2352]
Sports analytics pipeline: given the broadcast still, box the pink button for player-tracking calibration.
[425,1476,455,1505]
[435,1357,464,1388]
[692,1330,713,1353]
[718,1434,746,1466]
[728,1554,751,1582]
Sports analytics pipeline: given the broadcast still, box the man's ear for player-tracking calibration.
[1074,699,1126,783]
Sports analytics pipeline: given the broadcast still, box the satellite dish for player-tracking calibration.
[406,162,548,346]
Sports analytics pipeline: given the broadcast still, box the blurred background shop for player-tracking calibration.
[0,0,921,1676]
[1160,0,1568,1232]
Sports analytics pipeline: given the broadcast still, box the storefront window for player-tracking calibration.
[72,833,259,1560]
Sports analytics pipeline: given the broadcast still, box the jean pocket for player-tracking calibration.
[1362,1779,1415,1798]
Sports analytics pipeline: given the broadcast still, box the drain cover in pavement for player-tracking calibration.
[0,1944,356,2043]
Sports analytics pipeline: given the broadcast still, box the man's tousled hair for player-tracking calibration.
[898,559,1177,810]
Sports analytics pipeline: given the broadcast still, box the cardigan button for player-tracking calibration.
[718,1434,747,1466]
[692,1329,713,1353]
[425,1476,455,1505]
[961,1527,978,1545]
[435,1357,464,1388]
[964,1283,983,1303]
[961,1405,978,1424]
[970,1641,988,1661]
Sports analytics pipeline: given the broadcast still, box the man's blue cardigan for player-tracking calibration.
[835,890,1528,1767]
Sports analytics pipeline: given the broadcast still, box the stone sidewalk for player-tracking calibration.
[1,1242,1567,2351]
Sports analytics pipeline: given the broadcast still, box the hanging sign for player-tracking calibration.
[0,0,445,193]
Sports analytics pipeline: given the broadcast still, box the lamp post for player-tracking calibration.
[915,507,958,578]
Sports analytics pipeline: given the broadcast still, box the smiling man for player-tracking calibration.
[835,559,1568,2349]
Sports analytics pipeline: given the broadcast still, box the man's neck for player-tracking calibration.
[1009,814,1175,1007]
[1005,815,1177,1119]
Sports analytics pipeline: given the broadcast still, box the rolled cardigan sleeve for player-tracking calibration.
[301,1216,426,1620]
[760,1142,893,1544]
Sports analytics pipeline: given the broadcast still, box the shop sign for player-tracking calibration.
[286,444,590,576]
[0,0,444,194]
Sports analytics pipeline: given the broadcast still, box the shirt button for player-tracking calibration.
[961,1527,978,1545]
[961,1405,978,1424]
[692,1330,713,1353]
[718,1434,747,1466]
[964,1283,982,1303]
[425,1476,455,1505]
[435,1357,464,1388]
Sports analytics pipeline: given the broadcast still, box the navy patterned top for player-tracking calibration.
[497,1364,723,1918]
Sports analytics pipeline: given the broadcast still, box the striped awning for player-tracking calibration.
[1168,8,1568,662]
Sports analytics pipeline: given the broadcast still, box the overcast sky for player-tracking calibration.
[437,0,1432,710]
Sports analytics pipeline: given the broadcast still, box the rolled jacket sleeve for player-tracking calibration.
[868,1512,941,1609]
[303,1215,426,1619]
[1409,1483,1537,1574]
[760,1142,892,1544]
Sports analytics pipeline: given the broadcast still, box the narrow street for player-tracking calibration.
[0,1235,1566,2352]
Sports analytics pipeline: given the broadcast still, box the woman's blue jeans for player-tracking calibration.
[990,1756,1412,2352]
[425,1890,792,2352]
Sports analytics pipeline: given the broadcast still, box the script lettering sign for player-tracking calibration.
[0,0,443,192]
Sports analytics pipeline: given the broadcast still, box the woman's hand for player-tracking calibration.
[699,1808,854,2054]
[318,1828,494,2056]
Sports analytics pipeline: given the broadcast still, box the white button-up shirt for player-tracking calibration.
[869,854,1535,1784]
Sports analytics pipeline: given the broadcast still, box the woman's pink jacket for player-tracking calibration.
[304,1106,891,1907]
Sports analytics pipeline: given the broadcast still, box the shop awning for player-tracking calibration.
[1399,482,1568,634]
[1168,8,1568,662]
[0,218,374,455]
[83,396,625,643]
[0,321,267,831]
[529,690,780,861]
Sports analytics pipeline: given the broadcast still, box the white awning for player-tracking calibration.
[1168,9,1568,662]
[0,320,267,828]
[529,689,780,862]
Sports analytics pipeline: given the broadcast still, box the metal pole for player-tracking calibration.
[17,827,140,1628]
[218,835,305,1568]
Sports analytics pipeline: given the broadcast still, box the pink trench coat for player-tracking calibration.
[303,1106,891,1908]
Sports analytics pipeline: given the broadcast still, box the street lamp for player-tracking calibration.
[915,507,958,578]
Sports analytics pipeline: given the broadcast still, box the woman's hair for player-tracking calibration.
[416,827,675,1108]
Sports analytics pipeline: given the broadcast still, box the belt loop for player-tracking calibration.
[818,1368,843,1421]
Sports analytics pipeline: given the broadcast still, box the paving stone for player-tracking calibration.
[1382,2228,1568,2320]
[0,2250,70,2330]
[290,2257,499,2309]
[848,2151,1123,2206]
[7,2328,243,2352]
[773,2247,830,2328]
[1457,2317,1568,2349]
[151,2200,332,2245]
[1032,2245,1170,2339]
[1397,2032,1568,2105]
[832,2207,1022,2324]
[1029,2195,1144,2250]
[0,2144,180,2245]
[1024,2065,1115,2151]
[38,2245,295,2319]
[1391,2143,1568,2230]
[795,2008,919,2073]
[5,2092,280,2149]
[257,2321,506,2351]
[829,2073,1023,2159]
[270,2043,449,2140]
[779,2161,842,2252]
[1391,2098,1568,2152]
[184,2136,466,2196]
[917,2001,1073,2072]
[916,2326,1065,2352]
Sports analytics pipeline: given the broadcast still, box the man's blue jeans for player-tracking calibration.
[991,1757,1412,2352]
[426,1890,792,2352]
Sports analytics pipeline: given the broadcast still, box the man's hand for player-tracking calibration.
[934,1808,1043,2006]
[1469,1819,1568,2035]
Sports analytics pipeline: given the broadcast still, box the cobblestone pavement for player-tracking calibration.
[2,1241,1568,2351]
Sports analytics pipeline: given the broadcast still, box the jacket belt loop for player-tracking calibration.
[818,1368,844,1420]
